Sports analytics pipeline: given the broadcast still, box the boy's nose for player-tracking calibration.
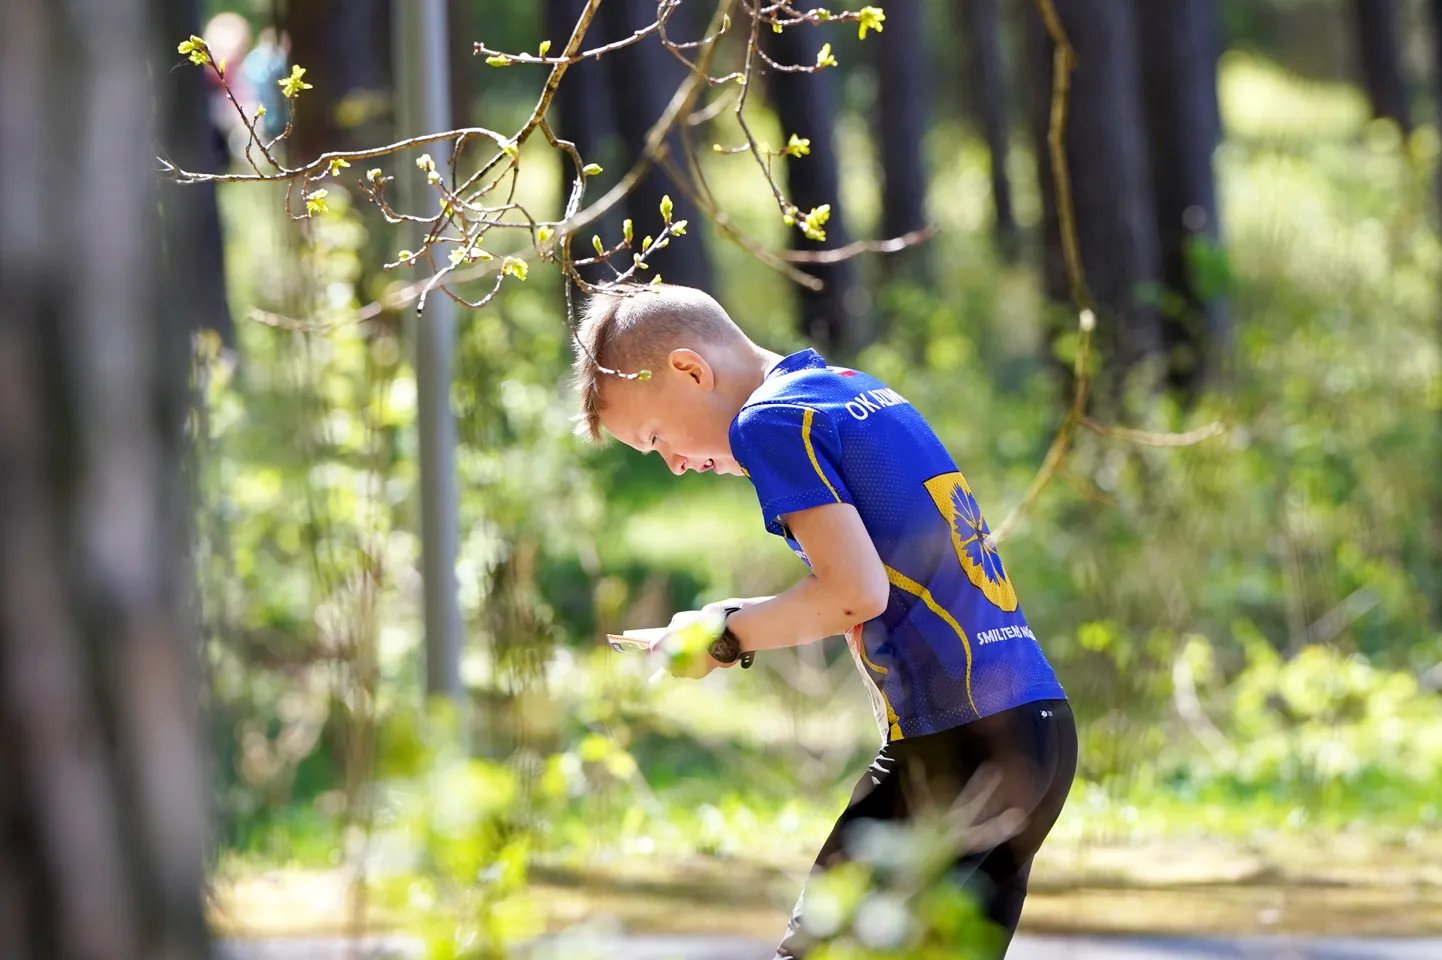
[664,452,687,476]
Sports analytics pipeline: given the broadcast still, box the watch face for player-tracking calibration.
[709,635,739,663]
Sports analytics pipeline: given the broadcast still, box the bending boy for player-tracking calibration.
[574,284,1077,958]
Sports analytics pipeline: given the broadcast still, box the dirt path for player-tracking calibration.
[219,934,1442,959]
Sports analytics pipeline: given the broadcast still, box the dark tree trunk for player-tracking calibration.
[1025,0,1163,394]
[0,0,210,956]
[281,0,393,163]
[450,0,479,128]
[547,0,622,283]
[602,0,711,291]
[156,0,235,347]
[962,0,1019,261]
[1431,0,1442,629]
[873,0,931,280]
[1352,0,1413,133]
[766,24,866,358]
[1134,0,1228,395]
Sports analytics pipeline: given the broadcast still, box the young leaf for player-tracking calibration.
[536,225,554,243]
[501,257,528,280]
[623,219,634,244]
[279,65,313,98]
[857,7,886,39]
[582,162,603,176]
[593,235,605,255]
[815,43,838,68]
[659,194,674,222]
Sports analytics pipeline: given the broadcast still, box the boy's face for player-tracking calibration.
[598,348,744,477]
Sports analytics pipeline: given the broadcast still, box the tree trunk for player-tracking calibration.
[1134,0,1228,395]
[1352,0,1413,133]
[0,0,210,956]
[1025,0,1163,394]
[156,0,235,347]
[547,0,622,283]
[765,23,866,358]
[1431,0,1442,630]
[602,0,712,291]
[962,0,1019,261]
[873,0,931,280]
[281,0,394,164]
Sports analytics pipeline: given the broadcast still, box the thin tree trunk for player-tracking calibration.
[963,0,1019,261]
[766,23,866,357]
[1352,0,1413,133]
[1025,0,1163,396]
[1134,0,1228,396]
[874,0,931,280]
[602,0,712,291]
[0,0,210,956]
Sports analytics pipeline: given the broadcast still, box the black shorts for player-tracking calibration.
[774,699,1078,959]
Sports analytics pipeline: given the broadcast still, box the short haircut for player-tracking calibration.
[572,283,745,442]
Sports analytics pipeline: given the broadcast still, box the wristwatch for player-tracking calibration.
[709,605,756,669]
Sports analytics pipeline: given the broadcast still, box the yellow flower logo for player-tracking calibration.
[923,472,1017,612]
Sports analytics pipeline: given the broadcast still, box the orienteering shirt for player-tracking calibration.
[728,349,1065,741]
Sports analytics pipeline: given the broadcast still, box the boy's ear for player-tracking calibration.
[667,348,715,390]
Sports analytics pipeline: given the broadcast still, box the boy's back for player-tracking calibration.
[730,348,1065,740]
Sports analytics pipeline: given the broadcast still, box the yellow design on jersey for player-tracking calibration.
[801,407,841,503]
[884,564,978,715]
[923,472,1018,612]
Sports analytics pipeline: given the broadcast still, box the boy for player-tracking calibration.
[574,284,1076,958]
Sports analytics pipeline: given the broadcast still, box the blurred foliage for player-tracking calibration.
[191,13,1442,954]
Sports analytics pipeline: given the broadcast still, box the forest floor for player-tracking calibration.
[211,833,1442,942]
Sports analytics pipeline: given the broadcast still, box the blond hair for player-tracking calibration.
[572,283,745,442]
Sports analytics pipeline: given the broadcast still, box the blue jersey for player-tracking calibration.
[729,349,1065,741]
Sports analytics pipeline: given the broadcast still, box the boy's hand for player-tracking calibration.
[648,607,734,680]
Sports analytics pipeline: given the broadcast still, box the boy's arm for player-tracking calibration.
[725,501,889,653]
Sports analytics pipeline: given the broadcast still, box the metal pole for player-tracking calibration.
[395,0,463,704]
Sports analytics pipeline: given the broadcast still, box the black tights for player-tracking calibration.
[775,699,1078,959]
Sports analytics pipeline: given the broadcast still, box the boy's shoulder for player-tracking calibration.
[739,349,893,417]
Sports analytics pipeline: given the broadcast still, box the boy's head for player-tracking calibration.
[573,283,761,477]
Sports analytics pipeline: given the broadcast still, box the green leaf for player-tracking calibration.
[815,43,838,68]
[501,257,528,280]
[536,225,554,243]
[642,235,653,252]
[582,162,603,176]
[670,220,687,236]
[659,194,674,222]
[857,6,886,39]
[326,157,351,178]
[304,189,329,216]
[279,64,313,98]
[486,55,511,67]
[539,40,552,56]
[651,274,664,286]
[623,219,634,244]
[592,235,605,255]
[367,168,383,181]
[177,35,210,66]
[785,133,811,157]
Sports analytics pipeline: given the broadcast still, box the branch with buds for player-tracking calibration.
[161,1,916,384]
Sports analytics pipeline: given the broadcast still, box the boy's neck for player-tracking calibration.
[737,343,787,399]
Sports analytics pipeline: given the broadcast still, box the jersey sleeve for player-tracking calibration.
[729,403,852,535]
